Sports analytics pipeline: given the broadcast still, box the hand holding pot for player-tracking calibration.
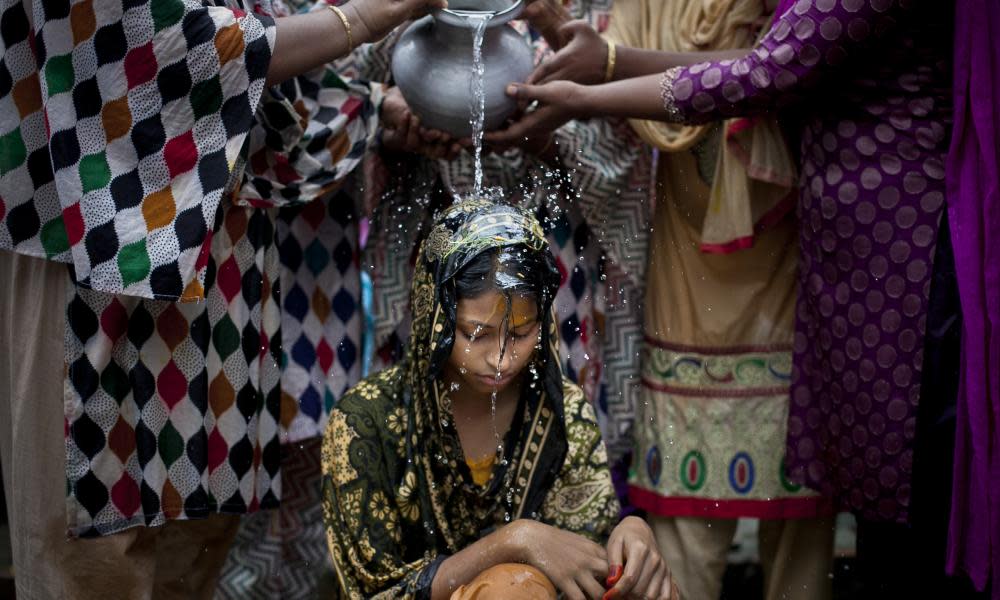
[484,80,584,149]
[381,87,464,160]
[349,0,450,44]
[528,20,608,85]
[505,519,608,600]
[522,0,572,50]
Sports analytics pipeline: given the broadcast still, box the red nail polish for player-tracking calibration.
[606,564,623,587]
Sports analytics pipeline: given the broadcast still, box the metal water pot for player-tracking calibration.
[390,0,534,138]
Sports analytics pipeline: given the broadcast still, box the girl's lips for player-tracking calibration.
[477,373,514,387]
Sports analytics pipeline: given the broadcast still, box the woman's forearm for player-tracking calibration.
[429,524,523,600]
[578,74,669,121]
[266,5,372,86]
[611,47,749,80]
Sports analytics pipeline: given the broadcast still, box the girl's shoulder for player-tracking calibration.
[559,378,600,427]
[326,367,410,460]
[335,365,407,419]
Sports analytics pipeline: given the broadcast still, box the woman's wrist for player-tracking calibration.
[574,83,600,119]
[337,3,374,48]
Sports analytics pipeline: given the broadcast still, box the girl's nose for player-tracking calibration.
[486,342,514,373]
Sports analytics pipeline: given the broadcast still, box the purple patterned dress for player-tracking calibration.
[660,0,953,523]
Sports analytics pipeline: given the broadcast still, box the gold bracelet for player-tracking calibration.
[328,4,353,52]
[603,38,616,83]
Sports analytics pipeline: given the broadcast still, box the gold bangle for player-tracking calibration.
[328,5,353,52]
[603,38,616,83]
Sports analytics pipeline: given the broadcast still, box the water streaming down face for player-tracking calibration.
[448,246,547,463]
[454,291,516,459]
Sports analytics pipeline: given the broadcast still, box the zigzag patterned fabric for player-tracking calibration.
[217,438,330,599]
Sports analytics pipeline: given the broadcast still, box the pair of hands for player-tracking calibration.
[379,1,607,159]
[380,87,466,160]
[380,87,558,159]
[483,19,607,149]
[509,516,677,600]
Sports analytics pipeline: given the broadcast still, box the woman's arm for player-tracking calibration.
[612,46,748,80]
[528,20,748,86]
[491,0,910,145]
[484,76,664,150]
[429,526,522,600]
[651,0,909,125]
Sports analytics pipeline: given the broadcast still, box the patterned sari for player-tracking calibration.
[322,201,619,598]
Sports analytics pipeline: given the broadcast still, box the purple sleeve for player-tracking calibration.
[662,0,904,123]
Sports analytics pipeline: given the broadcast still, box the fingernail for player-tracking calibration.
[506,84,518,96]
[602,590,618,600]
[606,565,623,587]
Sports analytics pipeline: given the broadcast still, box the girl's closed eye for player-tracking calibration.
[461,328,491,343]
[510,327,536,340]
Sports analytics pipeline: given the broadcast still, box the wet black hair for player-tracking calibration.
[452,245,551,302]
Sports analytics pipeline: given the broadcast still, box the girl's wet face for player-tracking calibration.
[447,290,541,396]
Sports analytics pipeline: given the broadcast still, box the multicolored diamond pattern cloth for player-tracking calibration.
[0,0,275,300]
[216,188,365,596]
[65,203,284,537]
[0,0,384,536]
[275,186,363,444]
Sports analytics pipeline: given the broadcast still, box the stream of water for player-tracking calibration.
[467,13,492,199]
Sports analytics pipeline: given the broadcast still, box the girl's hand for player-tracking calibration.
[506,520,609,600]
[603,517,678,600]
[528,20,608,85]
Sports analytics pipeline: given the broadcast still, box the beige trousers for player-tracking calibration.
[651,515,835,600]
[0,251,240,600]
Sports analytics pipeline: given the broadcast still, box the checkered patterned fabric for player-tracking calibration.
[66,204,284,536]
[1,0,384,536]
[0,0,276,300]
[276,185,362,443]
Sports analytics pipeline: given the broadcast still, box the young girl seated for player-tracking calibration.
[322,201,678,599]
